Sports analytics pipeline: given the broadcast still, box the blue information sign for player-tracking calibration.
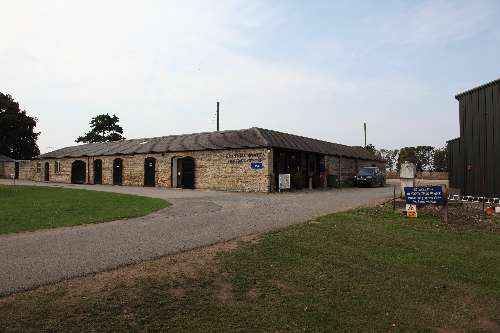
[250,162,263,169]
[404,186,445,205]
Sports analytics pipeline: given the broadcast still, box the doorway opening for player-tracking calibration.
[71,160,86,184]
[44,162,50,181]
[93,159,103,184]
[144,157,156,187]
[273,149,321,191]
[172,156,195,189]
[113,158,123,185]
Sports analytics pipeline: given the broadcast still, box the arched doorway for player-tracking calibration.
[71,160,86,184]
[144,157,156,187]
[113,158,123,185]
[44,162,50,181]
[93,159,103,184]
[175,157,195,189]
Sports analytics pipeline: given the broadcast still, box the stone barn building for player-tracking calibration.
[8,128,384,193]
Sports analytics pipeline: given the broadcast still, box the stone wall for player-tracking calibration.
[0,161,15,179]
[13,149,383,192]
[31,148,272,192]
[17,160,35,180]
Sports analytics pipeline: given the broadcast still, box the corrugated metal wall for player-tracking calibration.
[452,80,500,197]
[447,138,461,190]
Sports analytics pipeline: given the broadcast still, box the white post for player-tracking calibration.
[400,162,416,197]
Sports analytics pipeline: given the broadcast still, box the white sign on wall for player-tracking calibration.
[279,173,291,191]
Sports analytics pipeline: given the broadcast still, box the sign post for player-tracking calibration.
[404,185,447,221]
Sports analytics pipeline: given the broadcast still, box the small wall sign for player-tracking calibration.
[250,162,263,169]
[225,152,265,165]
[279,173,291,191]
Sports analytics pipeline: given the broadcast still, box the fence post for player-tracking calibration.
[393,186,396,211]
[482,199,485,222]
[441,185,448,223]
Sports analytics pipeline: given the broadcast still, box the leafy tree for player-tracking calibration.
[364,144,379,156]
[0,92,40,159]
[432,147,447,172]
[379,149,399,171]
[415,146,434,171]
[76,114,125,143]
[397,147,416,171]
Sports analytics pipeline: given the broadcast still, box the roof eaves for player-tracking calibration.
[455,77,500,100]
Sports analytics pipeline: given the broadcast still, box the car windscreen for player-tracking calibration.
[358,168,376,176]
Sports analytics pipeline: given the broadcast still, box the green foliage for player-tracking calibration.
[433,147,448,172]
[0,185,168,234]
[76,114,125,143]
[414,145,434,171]
[0,92,40,159]
[397,146,416,170]
[364,143,378,156]
[379,148,399,171]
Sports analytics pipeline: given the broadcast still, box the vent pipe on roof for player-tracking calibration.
[217,102,220,132]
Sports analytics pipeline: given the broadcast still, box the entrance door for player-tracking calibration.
[113,158,123,185]
[177,157,195,189]
[14,162,19,179]
[144,157,156,187]
[71,160,86,184]
[44,162,50,181]
[93,159,102,184]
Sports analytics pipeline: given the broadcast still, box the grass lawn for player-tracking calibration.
[1,206,500,332]
[0,185,169,234]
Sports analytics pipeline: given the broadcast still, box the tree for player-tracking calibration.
[76,114,125,143]
[379,149,399,172]
[414,146,434,171]
[432,147,447,172]
[364,144,380,157]
[0,92,40,159]
[397,147,416,171]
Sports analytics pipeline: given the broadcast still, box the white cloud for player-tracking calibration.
[0,0,473,153]
[409,0,497,44]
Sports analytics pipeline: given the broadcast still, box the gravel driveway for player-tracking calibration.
[0,180,396,296]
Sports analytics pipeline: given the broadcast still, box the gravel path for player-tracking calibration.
[0,180,396,296]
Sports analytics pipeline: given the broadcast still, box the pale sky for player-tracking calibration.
[1,0,499,153]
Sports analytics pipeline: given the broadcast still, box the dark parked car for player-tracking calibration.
[353,167,385,187]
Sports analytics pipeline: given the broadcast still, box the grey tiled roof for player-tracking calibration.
[0,154,15,162]
[37,128,383,161]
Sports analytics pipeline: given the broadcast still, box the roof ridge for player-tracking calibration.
[37,127,383,161]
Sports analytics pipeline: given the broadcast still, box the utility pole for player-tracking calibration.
[217,101,220,132]
[364,122,367,148]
